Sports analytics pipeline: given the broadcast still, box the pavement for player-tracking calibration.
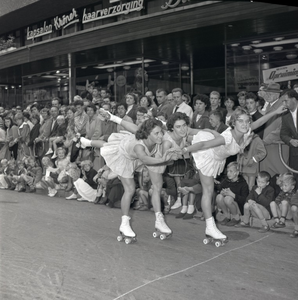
[0,189,298,300]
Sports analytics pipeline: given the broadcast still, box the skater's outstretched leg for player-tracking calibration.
[119,177,136,237]
[199,171,227,240]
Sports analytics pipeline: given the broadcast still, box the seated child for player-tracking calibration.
[45,115,67,159]
[134,167,152,211]
[40,156,56,196]
[93,165,117,204]
[270,173,296,229]
[10,160,28,192]
[20,157,43,193]
[66,164,96,203]
[0,159,9,189]
[240,171,275,233]
[289,192,298,238]
[216,162,249,226]
[48,147,70,195]
[4,159,18,190]
[176,172,202,219]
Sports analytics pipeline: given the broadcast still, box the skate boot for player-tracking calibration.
[80,137,92,149]
[153,212,172,240]
[203,217,228,247]
[117,215,137,244]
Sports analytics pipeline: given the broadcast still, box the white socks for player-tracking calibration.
[181,205,188,213]
[187,205,195,214]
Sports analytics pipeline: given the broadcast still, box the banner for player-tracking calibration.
[262,63,298,83]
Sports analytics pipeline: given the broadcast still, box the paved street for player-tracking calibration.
[0,189,297,300]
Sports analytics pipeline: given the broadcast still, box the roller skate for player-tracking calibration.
[117,215,137,245]
[203,217,228,247]
[153,212,172,240]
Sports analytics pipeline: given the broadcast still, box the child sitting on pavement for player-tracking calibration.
[239,171,275,233]
[134,167,152,211]
[216,162,249,226]
[270,173,296,229]
[0,159,9,189]
[288,191,298,238]
[175,172,202,220]
[20,157,43,193]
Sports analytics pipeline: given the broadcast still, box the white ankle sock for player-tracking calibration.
[187,205,195,214]
[181,205,188,213]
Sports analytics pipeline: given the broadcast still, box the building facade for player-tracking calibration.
[0,0,298,107]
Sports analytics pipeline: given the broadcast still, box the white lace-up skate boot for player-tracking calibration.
[80,137,92,149]
[153,212,172,240]
[120,215,136,237]
[205,217,227,240]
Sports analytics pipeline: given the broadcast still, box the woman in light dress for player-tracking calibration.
[80,116,179,242]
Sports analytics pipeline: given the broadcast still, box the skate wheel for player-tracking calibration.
[117,235,123,242]
[160,234,166,240]
[153,231,159,238]
[215,241,221,247]
[203,238,210,245]
[124,238,132,245]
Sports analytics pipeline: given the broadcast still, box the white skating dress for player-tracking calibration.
[100,131,165,179]
[191,128,245,178]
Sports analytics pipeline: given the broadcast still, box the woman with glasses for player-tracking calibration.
[180,106,286,246]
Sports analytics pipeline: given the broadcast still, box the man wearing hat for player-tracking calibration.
[280,89,298,184]
[259,82,289,176]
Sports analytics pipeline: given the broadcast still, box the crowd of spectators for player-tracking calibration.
[1,82,298,238]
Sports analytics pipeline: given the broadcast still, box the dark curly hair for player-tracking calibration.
[135,118,163,140]
[166,112,190,132]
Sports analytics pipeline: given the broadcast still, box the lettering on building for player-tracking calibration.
[161,0,190,10]
[53,8,79,30]
[82,0,144,23]
[27,21,53,40]
[263,64,298,83]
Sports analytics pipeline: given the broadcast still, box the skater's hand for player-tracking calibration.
[275,105,288,115]
[163,148,181,161]
[222,188,235,198]
[98,108,111,120]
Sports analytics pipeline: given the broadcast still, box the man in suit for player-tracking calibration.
[49,106,59,138]
[280,89,298,182]
[156,88,173,120]
[172,88,193,122]
[259,82,289,176]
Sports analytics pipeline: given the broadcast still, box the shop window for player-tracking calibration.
[225,34,298,96]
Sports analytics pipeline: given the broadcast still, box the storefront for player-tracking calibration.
[0,0,297,107]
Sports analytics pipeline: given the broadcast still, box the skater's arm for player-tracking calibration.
[134,144,178,165]
[251,105,287,131]
[182,135,225,153]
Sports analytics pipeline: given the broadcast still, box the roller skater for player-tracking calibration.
[180,105,286,246]
[117,215,137,244]
[153,212,172,240]
[80,114,180,244]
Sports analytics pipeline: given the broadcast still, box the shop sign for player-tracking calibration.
[161,0,191,10]
[82,0,144,23]
[262,63,298,83]
[27,8,79,40]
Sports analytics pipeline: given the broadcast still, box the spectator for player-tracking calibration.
[172,88,193,122]
[191,94,212,129]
